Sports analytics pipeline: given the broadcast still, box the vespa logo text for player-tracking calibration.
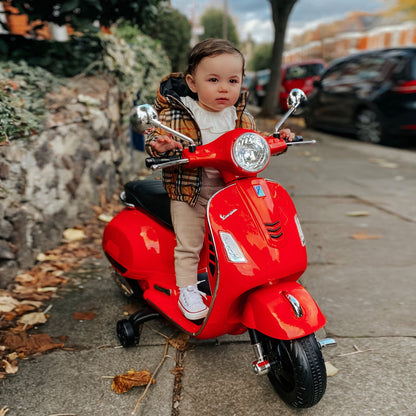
[220,209,238,220]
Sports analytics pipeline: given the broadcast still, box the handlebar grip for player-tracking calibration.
[145,156,180,168]
[292,135,303,142]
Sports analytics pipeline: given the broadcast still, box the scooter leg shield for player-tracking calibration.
[241,281,326,340]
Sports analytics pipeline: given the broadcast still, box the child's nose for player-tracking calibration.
[218,82,228,92]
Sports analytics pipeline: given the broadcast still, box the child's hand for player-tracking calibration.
[279,128,295,142]
[151,134,183,153]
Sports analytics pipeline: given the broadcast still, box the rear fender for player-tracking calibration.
[241,281,326,340]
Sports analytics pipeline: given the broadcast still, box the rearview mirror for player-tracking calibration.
[130,104,158,133]
[287,88,307,109]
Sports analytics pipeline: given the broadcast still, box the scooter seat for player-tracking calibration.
[123,180,172,228]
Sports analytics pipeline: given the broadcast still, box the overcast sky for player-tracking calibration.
[170,0,384,43]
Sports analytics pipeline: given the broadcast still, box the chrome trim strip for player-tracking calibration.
[282,291,303,317]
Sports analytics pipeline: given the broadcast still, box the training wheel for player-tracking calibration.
[116,319,137,347]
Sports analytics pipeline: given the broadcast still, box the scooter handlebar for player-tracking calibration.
[145,155,189,170]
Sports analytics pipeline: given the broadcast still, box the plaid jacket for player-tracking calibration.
[145,73,256,207]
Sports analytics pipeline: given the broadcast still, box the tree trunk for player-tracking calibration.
[259,0,297,118]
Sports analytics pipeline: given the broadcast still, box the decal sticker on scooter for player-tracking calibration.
[254,185,266,197]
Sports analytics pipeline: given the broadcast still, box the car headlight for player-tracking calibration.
[232,132,270,173]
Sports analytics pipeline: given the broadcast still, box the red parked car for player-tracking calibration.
[279,59,327,111]
[252,59,327,112]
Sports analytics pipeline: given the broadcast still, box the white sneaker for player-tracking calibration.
[178,284,208,320]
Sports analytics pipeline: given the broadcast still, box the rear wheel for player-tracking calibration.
[261,333,326,408]
[356,109,384,144]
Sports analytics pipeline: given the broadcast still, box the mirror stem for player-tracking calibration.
[151,119,195,145]
[274,106,296,134]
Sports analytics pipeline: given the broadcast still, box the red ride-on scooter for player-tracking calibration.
[102,89,336,408]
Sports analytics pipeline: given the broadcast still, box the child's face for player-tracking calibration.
[186,53,243,112]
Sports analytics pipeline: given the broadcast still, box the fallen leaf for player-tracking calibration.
[0,296,20,313]
[98,213,113,223]
[37,287,58,293]
[36,252,60,262]
[2,359,18,374]
[325,361,339,377]
[350,232,382,240]
[63,228,86,242]
[0,332,64,355]
[17,312,48,326]
[168,333,190,351]
[72,311,97,320]
[346,211,369,217]
[111,369,155,394]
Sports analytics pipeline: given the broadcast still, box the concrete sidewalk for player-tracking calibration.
[1,131,415,415]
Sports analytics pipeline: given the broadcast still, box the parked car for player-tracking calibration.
[251,60,327,111]
[241,71,256,98]
[304,48,416,146]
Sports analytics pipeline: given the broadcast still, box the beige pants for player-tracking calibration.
[170,172,224,288]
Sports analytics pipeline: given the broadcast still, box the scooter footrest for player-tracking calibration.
[144,289,208,333]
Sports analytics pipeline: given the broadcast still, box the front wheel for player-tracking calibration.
[261,333,326,408]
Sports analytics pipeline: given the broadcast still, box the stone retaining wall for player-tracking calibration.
[0,76,145,286]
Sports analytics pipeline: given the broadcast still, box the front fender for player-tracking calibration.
[241,281,326,340]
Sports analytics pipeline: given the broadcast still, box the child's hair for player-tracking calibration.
[185,38,245,77]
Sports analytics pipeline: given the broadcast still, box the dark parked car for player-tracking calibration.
[251,60,327,111]
[304,48,416,146]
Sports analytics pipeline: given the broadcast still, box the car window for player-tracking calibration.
[285,63,325,80]
[354,56,386,80]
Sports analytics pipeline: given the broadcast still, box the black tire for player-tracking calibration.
[261,333,326,408]
[356,109,384,144]
[116,319,139,347]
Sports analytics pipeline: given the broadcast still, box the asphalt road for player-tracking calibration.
[1,129,415,416]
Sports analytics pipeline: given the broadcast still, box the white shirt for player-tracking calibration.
[181,96,237,178]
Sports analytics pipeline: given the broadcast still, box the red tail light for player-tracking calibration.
[392,80,416,93]
[256,85,263,92]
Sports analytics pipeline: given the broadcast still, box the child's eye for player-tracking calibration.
[230,79,240,84]
[209,78,218,82]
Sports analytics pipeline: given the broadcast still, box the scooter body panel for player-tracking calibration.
[194,177,312,339]
[103,177,325,341]
[241,281,326,340]
[102,207,176,284]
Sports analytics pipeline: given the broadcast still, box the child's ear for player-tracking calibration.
[185,74,197,93]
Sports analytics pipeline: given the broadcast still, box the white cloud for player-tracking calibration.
[240,18,274,43]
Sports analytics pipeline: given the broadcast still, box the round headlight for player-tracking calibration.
[232,133,270,172]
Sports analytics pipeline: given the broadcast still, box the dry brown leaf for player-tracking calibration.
[36,252,60,262]
[63,228,86,241]
[17,312,47,326]
[350,232,382,240]
[0,296,20,313]
[111,369,155,394]
[14,273,36,285]
[98,213,113,223]
[325,361,339,377]
[168,332,190,351]
[72,311,97,321]
[2,359,18,374]
[0,332,64,356]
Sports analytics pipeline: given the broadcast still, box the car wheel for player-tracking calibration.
[356,109,384,144]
